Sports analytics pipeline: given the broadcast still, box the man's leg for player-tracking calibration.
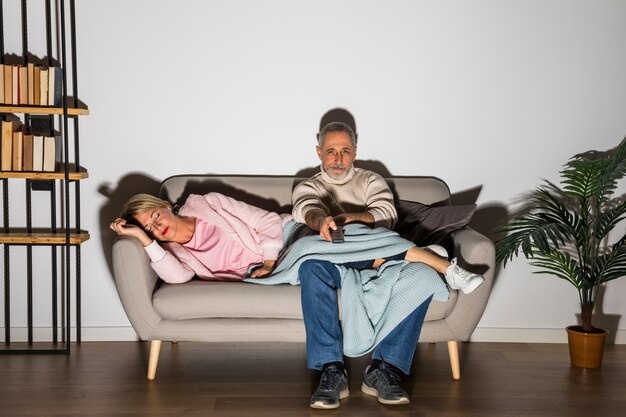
[299,259,344,370]
[362,295,433,405]
[299,259,349,409]
[372,295,433,373]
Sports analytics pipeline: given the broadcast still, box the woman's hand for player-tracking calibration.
[109,218,153,246]
[249,259,277,279]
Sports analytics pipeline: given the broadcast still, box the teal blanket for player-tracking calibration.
[245,221,449,356]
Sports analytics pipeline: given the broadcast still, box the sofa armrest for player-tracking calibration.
[112,236,162,340]
[445,227,495,341]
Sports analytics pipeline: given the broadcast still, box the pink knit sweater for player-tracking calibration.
[143,193,291,283]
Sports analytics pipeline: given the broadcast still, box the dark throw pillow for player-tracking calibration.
[393,200,476,253]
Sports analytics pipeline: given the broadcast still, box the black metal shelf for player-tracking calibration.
[1,0,87,354]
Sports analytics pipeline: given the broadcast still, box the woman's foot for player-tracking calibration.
[445,258,484,294]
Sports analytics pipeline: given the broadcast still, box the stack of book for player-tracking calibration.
[0,63,62,107]
[1,118,59,172]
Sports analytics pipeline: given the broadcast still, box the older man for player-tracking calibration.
[292,121,483,409]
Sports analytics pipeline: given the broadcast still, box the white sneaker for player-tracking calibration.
[422,244,448,260]
[445,258,484,294]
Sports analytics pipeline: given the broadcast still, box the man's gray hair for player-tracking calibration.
[318,121,357,147]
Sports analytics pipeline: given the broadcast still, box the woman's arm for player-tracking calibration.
[144,241,196,283]
[110,218,195,284]
[109,217,153,246]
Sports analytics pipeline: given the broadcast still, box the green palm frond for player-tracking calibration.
[595,204,626,240]
[495,188,574,267]
[530,250,583,288]
[562,138,626,205]
[561,157,603,203]
[596,137,626,203]
[594,245,626,285]
[532,188,576,226]
[495,216,570,266]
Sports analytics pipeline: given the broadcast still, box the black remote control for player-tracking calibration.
[330,227,345,243]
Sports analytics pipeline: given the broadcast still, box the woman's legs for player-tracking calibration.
[369,245,485,294]
[379,246,485,295]
[403,246,450,273]
[371,246,449,272]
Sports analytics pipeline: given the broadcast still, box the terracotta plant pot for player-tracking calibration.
[566,325,608,368]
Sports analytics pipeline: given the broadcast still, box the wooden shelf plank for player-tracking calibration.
[0,98,89,116]
[0,170,88,180]
[0,229,90,245]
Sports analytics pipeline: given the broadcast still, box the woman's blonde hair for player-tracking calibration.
[120,194,173,222]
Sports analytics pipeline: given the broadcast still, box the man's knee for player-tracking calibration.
[299,259,339,288]
[299,259,331,276]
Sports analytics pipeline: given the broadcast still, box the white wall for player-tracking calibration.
[2,0,626,343]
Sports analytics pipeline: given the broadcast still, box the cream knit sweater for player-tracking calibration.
[292,167,398,229]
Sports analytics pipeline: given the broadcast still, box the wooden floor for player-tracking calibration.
[1,341,625,417]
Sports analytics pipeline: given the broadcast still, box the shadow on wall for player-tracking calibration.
[450,187,509,245]
[162,177,291,214]
[97,108,510,289]
[307,106,509,255]
[97,172,161,278]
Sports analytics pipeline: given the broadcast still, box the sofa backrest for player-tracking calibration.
[159,174,451,214]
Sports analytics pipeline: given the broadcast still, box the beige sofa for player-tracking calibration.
[112,174,495,380]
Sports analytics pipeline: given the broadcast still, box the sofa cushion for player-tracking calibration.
[153,281,304,320]
[153,280,457,322]
[394,200,476,253]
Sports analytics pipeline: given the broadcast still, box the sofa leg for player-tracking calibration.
[147,340,162,381]
[447,340,461,381]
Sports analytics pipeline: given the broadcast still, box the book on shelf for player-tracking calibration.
[11,65,18,105]
[1,120,13,170]
[32,134,44,171]
[3,65,12,105]
[47,67,55,107]
[47,67,62,107]
[52,67,62,107]
[42,134,60,172]
[39,67,49,106]
[12,130,23,171]
[0,118,57,172]
[30,116,54,172]
[0,65,4,104]
[0,61,64,107]
[27,63,35,105]
[33,65,41,106]
[23,133,33,171]
[1,117,23,171]
[18,66,27,105]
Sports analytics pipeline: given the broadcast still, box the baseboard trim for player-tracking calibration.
[0,327,140,342]
[2,326,625,344]
[470,327,626,344]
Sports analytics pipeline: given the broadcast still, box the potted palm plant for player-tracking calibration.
[495,137,626,368]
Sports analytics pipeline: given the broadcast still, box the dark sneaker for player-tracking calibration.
[310,364,350,409]
[361,362,409,405]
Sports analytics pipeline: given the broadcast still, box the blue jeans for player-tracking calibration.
[299,259,432,375]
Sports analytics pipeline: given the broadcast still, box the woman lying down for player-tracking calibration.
[109,192,484,294]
